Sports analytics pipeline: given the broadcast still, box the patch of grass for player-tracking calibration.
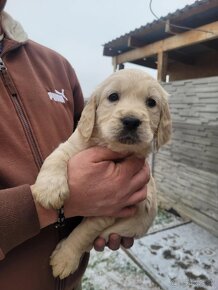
[153,207,177,226]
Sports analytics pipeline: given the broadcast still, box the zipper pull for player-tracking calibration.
[0,57,7,71]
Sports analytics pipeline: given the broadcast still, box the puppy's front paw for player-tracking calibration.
[50,240,81,279]
[31,175,69,209]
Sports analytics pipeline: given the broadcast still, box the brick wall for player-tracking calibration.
[154,76,218,222]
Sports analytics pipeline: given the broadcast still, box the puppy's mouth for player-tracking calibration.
[117,130,140,145]
[114,116,143,145]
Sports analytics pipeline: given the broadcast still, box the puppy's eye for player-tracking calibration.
[108,93,119,102]
[146,97,156,108]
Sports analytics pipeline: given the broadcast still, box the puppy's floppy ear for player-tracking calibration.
[155,97,172,151]
[77,94,97,141]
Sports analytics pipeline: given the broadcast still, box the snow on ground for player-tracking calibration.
[83,247,160,290]
[129,222,218,290]
[82,209,218,290]
[82,208,184,290]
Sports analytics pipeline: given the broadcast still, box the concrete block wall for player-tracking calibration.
[154,76,218,222]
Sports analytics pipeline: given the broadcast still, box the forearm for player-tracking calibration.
[0,185,40,259]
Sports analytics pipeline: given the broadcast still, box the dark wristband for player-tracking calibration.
[55,206,66,228]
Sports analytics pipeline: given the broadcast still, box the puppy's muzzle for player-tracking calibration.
[118,116,142,145]
[121,116,141,131]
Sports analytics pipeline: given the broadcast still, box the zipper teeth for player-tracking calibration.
[56,277,65,290]
[11,96,43,169]
[59,279,64,290]
[0,57,43,169]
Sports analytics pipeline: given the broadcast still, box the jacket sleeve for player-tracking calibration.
[0,185,40,260]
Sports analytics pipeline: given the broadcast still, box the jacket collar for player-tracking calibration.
[1,11,28,43]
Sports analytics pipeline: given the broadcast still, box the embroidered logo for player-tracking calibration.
[48,89,68,103]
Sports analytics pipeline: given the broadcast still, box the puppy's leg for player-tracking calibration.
[50,216,115,279]
[100,177,157,240]
[31,142,72,208]
[31,131,84,209]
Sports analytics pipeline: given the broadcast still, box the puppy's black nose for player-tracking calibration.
[121,117,141,130]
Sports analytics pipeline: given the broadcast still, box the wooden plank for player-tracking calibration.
[115,21,218,65]
[165,20,197,35]
[128,36,146,48]
[157,52,168,82]
[165,19,185,35]
[112,57,117,72]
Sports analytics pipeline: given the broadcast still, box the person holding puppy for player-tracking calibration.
[0,1,150,289]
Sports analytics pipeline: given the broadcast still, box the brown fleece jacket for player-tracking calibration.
[0,17,88,290]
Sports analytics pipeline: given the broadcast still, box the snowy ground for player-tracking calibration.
[129,222,218,290]
[82,247,160,290]
[82,208,186,290]
[82,209,218,290]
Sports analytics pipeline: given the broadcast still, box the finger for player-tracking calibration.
[94,237,106,251]
[121,237,134,249]
[119,156,145,177]
[144,161,151,184]
[126,185,147,207]
[107,234,121,251]
[127,166,149,196]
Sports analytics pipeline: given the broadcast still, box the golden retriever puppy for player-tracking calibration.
[31,68,171,279]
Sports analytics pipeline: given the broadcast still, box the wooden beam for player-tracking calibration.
[165,19,190,35]
[112,57,117,72]
[128,36,146,48]
[157,52,168,82]
[115,21,218,65]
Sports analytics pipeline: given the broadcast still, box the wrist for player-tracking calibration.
[64,202,79,218]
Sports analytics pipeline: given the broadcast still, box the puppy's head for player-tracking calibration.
[77,69,171,155]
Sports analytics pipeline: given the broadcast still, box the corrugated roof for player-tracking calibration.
[103,0,218,57]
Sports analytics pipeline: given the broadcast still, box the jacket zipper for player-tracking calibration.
[57,278,65,290]
[0,57,43,169]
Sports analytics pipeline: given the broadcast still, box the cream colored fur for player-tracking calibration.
[31,69,171,279]
[2,11,28,42]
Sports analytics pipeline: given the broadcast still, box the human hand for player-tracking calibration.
[94,234,134,251]
[64,146,150,219]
